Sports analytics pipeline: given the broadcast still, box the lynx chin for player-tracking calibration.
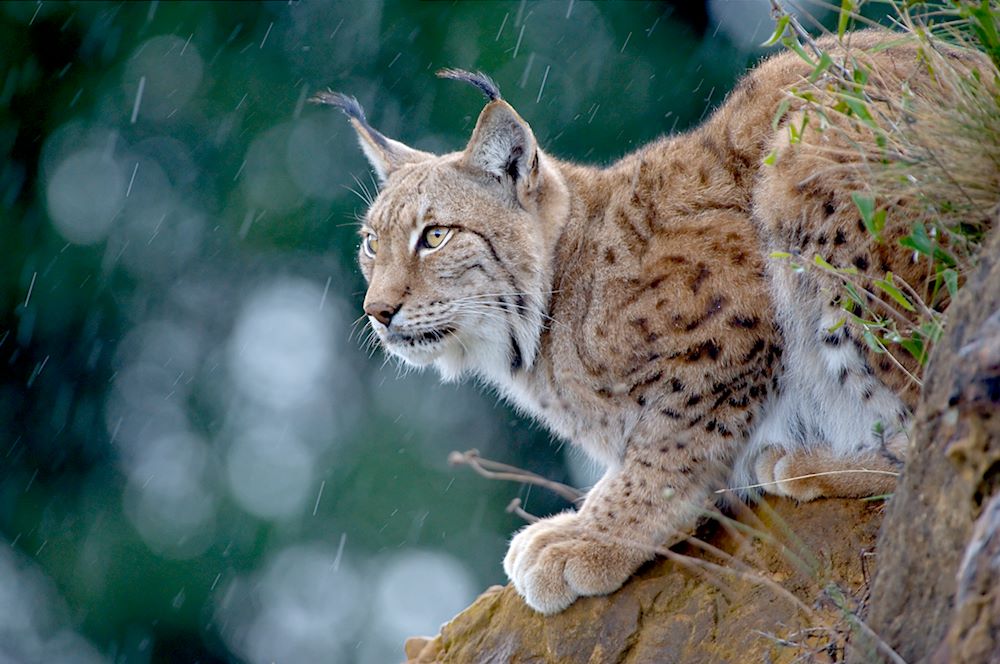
[314,31,985,614]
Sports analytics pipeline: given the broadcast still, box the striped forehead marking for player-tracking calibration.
[368,167,433,232]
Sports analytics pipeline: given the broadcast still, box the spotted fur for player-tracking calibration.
[319,31,990,614]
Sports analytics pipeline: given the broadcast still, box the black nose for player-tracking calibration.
[364,301,400,326]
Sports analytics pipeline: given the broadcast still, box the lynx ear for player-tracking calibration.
[310,90,432,182]
[463,100,540,191]
[435,68,541,194]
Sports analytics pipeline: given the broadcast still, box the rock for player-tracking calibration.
[405,496,886,664]
[865,227,1000,664]
[933,492,1000,664]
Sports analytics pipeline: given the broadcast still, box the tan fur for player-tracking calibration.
[321,31,992,614]
[754,436,906,501]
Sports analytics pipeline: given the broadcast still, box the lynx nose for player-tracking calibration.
[365,301,400,327]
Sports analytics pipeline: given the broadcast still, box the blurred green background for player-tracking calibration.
[0,1,845,662]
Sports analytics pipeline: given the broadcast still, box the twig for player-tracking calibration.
[505,498,540,524]
[769,0,893,106]
[455,448,908,664]
[892,271,942,322]
[704,502,820,581]
[811,258,929,334]
[549,515,882,662]
[769,0,828,61]
[820,584,909,664]
[753,629,802,649]
[448,449,584,503]
[866,332,924,388]
[768,0,851,82]
[654,542,908,664]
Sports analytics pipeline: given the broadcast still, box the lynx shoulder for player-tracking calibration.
[315,30,992,614]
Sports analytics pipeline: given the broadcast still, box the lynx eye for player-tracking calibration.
[419,226,453,251]
[362,233,378,258]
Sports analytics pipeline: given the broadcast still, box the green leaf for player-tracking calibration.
[872,209,887,236]
[848,312,873,327]
[808,52,834,83]
[899,224,956,267]
[851,193,883,239]
[762,15,790,47]
[943,268,959,297]
[899,223,933,257]
[852,63,869,86]
[827,317,847,333]
[899,335,926,364]
[921,319,943,345]
[837,0,855,39]
[782,36,815,66]
[874,273,916,312]
[862,328,885,354]
[772,98,792,130]
[961,0,1000,70]
[769,251,793,259]
[852,192,874,221]
[842,95,876,127]
[814,254,837,271]
[932,246,957,268]
[861,493,893,502]
[843,282,864,307]
[788,113,809,144]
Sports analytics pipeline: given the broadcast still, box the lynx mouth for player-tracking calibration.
[380,325,458,366]
[386,326,457,347]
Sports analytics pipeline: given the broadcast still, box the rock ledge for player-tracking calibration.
[405,496,884,664]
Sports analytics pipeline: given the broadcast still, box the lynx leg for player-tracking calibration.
[504,416,728,614]
[755,435,906,501]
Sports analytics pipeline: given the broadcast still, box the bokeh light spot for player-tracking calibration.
[225,427,315,520]
[45,149,125,244]
[123,35,204,122]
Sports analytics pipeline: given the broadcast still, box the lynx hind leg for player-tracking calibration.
[755,434,907,502]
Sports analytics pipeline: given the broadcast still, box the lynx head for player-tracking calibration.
[313,70,569,383]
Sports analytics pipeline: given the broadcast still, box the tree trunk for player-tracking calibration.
[864,227,1000,663]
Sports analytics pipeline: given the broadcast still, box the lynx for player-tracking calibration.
[315,31,985,614]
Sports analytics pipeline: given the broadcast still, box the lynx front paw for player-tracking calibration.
[503,511,648,614]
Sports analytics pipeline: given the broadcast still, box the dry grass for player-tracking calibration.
[769,0,1000,375]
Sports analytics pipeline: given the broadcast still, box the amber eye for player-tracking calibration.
[420,226,452,251]
[362,233,378,258]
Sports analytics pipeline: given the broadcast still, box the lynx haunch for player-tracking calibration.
[315,31,987,614]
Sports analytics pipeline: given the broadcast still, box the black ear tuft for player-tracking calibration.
[310,90,366,121]
[310,90,390,150]
[436,68,502,101]
[310,88,433,181]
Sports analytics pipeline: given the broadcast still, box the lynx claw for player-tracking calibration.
[503,511,647,614]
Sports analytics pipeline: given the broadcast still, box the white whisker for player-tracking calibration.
[351,173,375,206]
[342,183,372,207]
